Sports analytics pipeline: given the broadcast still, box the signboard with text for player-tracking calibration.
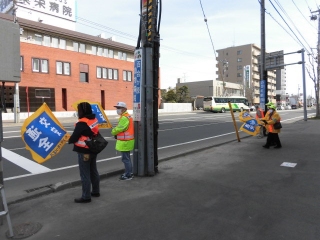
[17,0,76,21]
[72,100,112,128]
[260,79,266,109]
[133,49,142,122]
[21,103,70,163]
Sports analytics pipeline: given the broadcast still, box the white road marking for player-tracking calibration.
[2,147,51,174]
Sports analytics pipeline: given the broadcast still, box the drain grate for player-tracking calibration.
[25,185,52,193]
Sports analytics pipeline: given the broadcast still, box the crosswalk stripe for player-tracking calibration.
[2,148,51,174]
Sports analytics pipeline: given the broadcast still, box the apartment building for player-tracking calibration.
[216,44,281,105]
[0,13,135,112]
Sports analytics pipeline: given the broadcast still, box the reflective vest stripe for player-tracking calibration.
[117,113,134,141]
[74,118,99,148]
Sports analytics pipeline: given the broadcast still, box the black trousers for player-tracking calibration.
[266,132,281,147]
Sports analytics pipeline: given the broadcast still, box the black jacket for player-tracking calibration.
[68,113,96,154]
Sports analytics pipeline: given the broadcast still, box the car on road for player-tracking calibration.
[291,104,297,109]
[285,105,292,110]
[249,106,256,111]
[277,105,285,110]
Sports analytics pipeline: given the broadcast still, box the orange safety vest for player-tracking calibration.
[74,118,99,149]
[117,113,134,140]
[255,109,265,119]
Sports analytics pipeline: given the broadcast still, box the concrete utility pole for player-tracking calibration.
[260,0,268,112]
[311,9,320,117]
[133,0,160,176]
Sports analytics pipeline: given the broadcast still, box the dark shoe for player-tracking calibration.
[274,145,282,149]
[91,193,100,197]
[262,145,270,149]
[119,174,133,180]
[74,198,91,203]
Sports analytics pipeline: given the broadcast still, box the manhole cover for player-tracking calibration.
[6,222,42,239]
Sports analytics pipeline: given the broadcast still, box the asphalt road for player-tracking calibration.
[1,109,315,200]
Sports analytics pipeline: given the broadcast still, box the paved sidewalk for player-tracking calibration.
[0,119,319,239]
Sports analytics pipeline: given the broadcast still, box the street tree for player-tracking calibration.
[176,85,191,103]
[306,53,320,118]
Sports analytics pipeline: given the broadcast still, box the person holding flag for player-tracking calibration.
[260,103,282,149]
[68,102,101,203]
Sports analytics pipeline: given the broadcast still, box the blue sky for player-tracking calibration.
[75,0,319,97]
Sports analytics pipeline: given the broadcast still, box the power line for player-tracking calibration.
[272,0,313,51]
[291,0,317,30]
[268,0,312,55]
[76,17,213,60]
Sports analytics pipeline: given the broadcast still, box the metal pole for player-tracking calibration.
[301,49,307,121]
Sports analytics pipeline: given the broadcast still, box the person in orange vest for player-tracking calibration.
[255,105,265,138]
[260,103,282,149]
[68,102,100,203]
[111,102,135,180]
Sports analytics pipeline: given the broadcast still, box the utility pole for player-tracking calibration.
[260,0,268,112]
[133,0,160,176]
[311,9,320,117]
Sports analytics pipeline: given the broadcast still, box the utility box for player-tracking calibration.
[0,18,21,82]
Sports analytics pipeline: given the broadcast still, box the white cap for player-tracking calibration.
[114,102,127,108]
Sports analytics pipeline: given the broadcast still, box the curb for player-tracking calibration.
[7,135,251,205]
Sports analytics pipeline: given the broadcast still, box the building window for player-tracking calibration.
[108,68,113,79]
[92,46,97,55]
[79,43,85,53]
[20,56,24,71]
[52,37,58,48]
[73,42,79,52]
[34,34,42,45]
[237,73,243,77]
[123,70,132,81]
[237,58,242,62]
[103,48,108,57]
[123,53,127,60]
[59,39,66,49]
[109,49,114,58]
[80,63,89,82]
[97,47,102,56]
[237,65,242,70]
[113,69,118,80]
[97,67,102,78]
[102,68,107,78]
[118,52,122,60]
[97,67,108,79]
[237,50,242,55]
[43,36,50,46]
[56,61,70,75]
[32,58,48,73]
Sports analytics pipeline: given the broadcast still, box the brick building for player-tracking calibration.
[0,13,136,112]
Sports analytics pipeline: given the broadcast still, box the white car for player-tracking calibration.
[249,106,256,111]
[285,105,291,110]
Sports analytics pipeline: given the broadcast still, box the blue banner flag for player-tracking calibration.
[72,100,112,128]
[21,103,70,164]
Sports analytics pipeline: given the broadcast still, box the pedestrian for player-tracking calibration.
[111,102,135,180]
[260,103,282,149]
[255,105,265,138]
[68,102,100,203]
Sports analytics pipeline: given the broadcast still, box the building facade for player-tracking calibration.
[176,79,244,109]
[0,13,135,112]
[216,44,283,105]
